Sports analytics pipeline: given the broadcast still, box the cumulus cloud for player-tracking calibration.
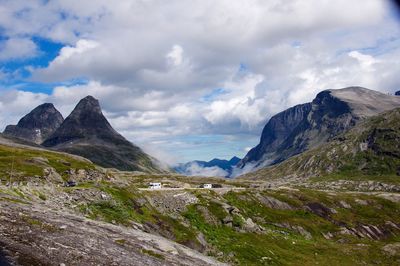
[1,0,400,163]
[0,38,38,61]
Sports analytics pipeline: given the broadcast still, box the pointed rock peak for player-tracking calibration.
[3,102,64,144]
[36,102,55,109]
[23,103,59,117]
[74,95,102,114]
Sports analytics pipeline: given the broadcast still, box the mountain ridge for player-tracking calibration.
[39,96,167,173]
[175,156,241,177]
[240,107,400,181]
[3,103,64,144]
[237,87,400,174]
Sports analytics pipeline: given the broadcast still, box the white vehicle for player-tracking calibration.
[202,184,212,189]
[149,182,162,189]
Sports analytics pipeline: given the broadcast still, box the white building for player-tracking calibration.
[149,182,162,189]
[203,184,212,189]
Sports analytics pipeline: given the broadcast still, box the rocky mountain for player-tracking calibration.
[3,103,64,144]
[174,156,241,177]
[238,87,400,173]
[42,96,166,173]
[241,107,400,181]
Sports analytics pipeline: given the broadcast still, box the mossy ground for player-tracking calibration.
[1,141,399,265]
[0,144,94,182]
[69,181,400,265]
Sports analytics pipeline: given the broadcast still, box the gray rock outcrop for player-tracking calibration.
[3,103,63,144]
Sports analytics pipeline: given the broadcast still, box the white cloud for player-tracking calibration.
[1,0,400,163]
[183,162,228,177]
[166,45,184,67]
[348,51,378,71]
[0,38,38,61]
[54,39,99,64]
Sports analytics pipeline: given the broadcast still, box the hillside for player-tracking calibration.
[0,137,399,265]
[241,107,400,184]
[238,87,400,173]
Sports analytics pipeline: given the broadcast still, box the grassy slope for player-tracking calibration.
[1,114,400,265]
[0,143,94,182]
[242,108,400,183]
[72,183,400,265]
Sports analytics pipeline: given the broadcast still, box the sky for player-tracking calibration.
[1,0,400,165]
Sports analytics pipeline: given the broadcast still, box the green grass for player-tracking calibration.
[82,184,202,248]
[141,249,165,260]
[183,189,400,265]
[0,144,94,181]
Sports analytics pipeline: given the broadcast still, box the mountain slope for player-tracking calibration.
[238,87,400,173]
[3,103,64,144]
[241,107,400,181]
[42,96,166,173]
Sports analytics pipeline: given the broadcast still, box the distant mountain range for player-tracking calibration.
[3,87,400,178]
[237,87,400,175]
[3,96,167,173]
[174,156,241,177]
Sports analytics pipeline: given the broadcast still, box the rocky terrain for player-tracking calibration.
[3,103,64,144]
[238,87,400,173]
[0,132,399,265]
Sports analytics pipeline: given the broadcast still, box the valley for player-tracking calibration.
[0,134,399,265]
[1,88,400,265]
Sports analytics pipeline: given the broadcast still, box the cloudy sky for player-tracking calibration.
[1,0,400,164]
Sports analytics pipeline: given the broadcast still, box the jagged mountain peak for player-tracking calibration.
[42,96,166,173]
[238,87,400,173]
[3,102,64,144]
[74,95,102,113]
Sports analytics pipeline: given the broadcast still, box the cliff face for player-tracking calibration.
[3,103,64,144]
[241,107,400,181]
[238,103,311,167]
[238,87,400,172]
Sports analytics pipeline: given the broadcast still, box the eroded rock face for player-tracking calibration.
[3,103,64,144]
[238,87,400,172]
[238,103,311,168]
